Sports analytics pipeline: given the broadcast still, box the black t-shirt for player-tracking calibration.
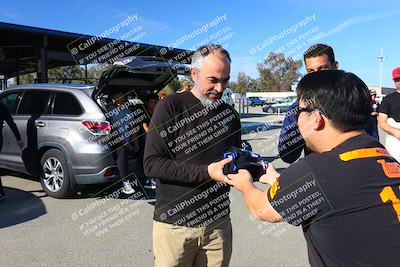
[267,134,400,266]
[380,91,400,122]
[144,92,241,226]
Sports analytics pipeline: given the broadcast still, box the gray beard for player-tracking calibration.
[200,96,216,107]
[195,78,220,107]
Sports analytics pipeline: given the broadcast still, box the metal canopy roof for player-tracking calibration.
[0,22,193,79]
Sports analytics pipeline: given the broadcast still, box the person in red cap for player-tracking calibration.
[378,66,400,162]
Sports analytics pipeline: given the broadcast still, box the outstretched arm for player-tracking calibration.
[378,113,400,140]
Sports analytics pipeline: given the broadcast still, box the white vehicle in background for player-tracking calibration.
[232,93,242,103]
[376,94,386,104]
[222,87,235,107]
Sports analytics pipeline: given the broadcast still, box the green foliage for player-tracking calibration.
[87,64,110,80]
[230,72,257,94]
[257,52,302,92]
[15,73,36,84]
[168,77,182,92]
[48,65,84,83]
[159,84,175,96]
[160,76,193,95]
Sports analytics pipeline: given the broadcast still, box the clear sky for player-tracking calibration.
[1,0,399,88]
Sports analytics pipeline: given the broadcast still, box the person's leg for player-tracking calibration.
[0,170,6,202]
[0,176,5,196]
[193,219,232,267]
[116,146,128,180]
[116,146,135,194]
[153,221,201,267]
[0,140,4,198]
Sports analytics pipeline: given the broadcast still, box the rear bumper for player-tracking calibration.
[73,158,143,184]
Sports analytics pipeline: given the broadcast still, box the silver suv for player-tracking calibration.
[0,56,187,198]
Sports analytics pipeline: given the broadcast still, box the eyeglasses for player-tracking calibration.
[296,107,317,121]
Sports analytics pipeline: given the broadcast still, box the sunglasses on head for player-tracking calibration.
[296,107,318,121]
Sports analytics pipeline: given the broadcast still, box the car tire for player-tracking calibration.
[267,107,274,113]
[40,149,75,198]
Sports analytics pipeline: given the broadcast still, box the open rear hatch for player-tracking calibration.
[92,56,190,100]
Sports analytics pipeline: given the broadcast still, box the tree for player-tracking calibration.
[248,78,261,92]
[257,52,302,92]
[168,77,182,92]
[159,84,175,96]
[14,73,36,84]
[48,65,85,83]
[87,64,110,80]
[230,72,253,94]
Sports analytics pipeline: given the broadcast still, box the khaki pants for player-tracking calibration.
[153,219,232,267]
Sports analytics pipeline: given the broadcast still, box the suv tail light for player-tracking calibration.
[104,168,115,177]
[82,121,110,135]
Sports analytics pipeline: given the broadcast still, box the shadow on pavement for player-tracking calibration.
[0,187,47,228]
[72,181,156,206]
[2,168,156,204]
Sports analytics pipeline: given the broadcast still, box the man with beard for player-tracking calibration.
[144,44,241,267]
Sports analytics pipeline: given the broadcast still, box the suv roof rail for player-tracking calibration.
[113,56,185,67]
[7,83,96,90]
[33,77,98,84]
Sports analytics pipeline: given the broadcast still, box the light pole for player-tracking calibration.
[377,48,386,93]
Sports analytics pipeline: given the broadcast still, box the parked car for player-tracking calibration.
[0,56,188,198]
[247,97,266,107]
[262,97,297,113]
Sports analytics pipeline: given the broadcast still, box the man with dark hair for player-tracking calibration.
[279,43,374,163]
[378,67,400,162]
[210,70,400,266]
[0,102,24,202]
[278,44,339,163]
[144,44,241,266]
[302,43,338,73]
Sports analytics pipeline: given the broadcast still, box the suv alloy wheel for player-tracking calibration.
[40,149,74,198]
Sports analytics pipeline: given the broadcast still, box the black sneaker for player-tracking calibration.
[144,178,156,189]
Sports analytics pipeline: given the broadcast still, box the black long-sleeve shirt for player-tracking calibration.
[0,102,21,143]
[144,92,241,226]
